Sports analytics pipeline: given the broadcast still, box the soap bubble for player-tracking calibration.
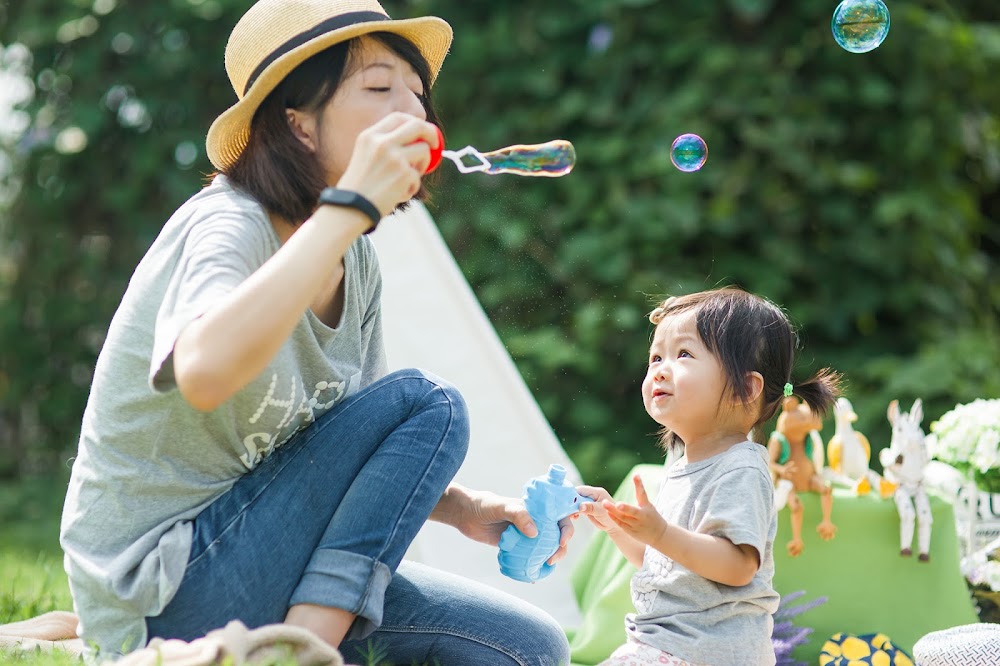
[832,0,890,54]
[670,134,707,172]
[482,140,575,176]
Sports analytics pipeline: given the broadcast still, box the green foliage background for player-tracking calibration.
[1,0,998,489]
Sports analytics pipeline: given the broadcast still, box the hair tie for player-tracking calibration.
[783,382,793,397]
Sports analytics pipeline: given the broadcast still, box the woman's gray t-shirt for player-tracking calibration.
[627,441,780,666]
[59,175,387,658]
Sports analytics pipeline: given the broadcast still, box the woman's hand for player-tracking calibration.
[602,475,669,547]
[453,489,578,566]
[337,112,439,216]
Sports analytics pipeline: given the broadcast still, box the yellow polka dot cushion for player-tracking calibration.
[819,632,914,666]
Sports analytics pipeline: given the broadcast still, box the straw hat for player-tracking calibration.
[206,0,452,170]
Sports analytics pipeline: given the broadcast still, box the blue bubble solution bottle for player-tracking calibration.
[498,464,586,583]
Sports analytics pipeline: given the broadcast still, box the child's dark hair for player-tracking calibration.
[648,286,841,448]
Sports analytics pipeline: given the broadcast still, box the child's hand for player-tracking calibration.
[603,474,668,547]
[576,485,621,534]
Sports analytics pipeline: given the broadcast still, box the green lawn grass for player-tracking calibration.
[1,551,75,666]
[0,474,428,665]
[0,472,79,664]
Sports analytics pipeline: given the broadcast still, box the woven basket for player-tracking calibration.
[912,623,1000,666]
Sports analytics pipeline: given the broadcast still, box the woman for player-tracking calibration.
[59,1,573,663]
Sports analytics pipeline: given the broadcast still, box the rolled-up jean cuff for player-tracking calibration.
[288,549,392,640]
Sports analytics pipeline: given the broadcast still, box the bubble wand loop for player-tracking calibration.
[442,140,576,177]
[420,127,576,177]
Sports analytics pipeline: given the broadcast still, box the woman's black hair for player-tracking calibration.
[222,32,441,222]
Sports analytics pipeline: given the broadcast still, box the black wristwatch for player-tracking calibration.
[317,187,382,234]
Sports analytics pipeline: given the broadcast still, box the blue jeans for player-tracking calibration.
[146,369,569,665]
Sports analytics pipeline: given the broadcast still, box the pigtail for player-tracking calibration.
[789,367,842,418]
[648,296,678,326]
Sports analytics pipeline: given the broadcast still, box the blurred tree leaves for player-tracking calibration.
[1,0,998,488]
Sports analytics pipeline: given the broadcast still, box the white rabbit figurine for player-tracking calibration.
[880,399,933,561]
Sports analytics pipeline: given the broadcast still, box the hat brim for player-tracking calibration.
[206,16,452,171]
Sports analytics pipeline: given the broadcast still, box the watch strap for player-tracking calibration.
[317,187,382,234]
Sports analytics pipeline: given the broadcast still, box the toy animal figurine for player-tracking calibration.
[768,396,837,557]
[879,399,933,562]
[498,464,583,582]
[825,397,896,499]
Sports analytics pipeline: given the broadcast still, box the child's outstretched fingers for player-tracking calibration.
[633,475,651,506]
[602,500,625,527]
[604,499,638,526]
[578,494,618,532]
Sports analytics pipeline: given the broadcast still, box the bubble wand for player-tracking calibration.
[420,126,575,177]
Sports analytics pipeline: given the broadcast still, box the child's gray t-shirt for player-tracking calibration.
[627,440,779,666]
[59,175,387,659]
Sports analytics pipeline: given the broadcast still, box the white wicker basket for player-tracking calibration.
[912,623,1000,666]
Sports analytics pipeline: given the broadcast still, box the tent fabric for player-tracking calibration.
[372,203,593,628]
[566,464,978,665]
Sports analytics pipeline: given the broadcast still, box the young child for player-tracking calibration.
[578,287,840,666]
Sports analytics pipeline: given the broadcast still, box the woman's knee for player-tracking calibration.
[375,562,571,666]
[519,610,571,666]
[401,611,570,666]
[513,614,571,666]
[386,368,470,447]
[476,596,570,666]
[385,368,463,402]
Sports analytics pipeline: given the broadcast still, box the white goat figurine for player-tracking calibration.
[825,398,895,498]
[879,398,933,561]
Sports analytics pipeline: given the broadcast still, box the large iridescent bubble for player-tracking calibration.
[481,140,576,177]
[832,0,890,54]
[441,140,576,177]
[670,134,708,172]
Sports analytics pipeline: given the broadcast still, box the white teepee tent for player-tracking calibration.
[372,201,592,628]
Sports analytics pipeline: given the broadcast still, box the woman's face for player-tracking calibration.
[311,37,428,185]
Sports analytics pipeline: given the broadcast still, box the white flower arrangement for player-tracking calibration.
[964,551,1000,591]
[963,537,1000,617]
[926,399,1000,484]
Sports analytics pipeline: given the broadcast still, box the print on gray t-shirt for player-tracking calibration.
[60,175,387,658]
[626,441,780,666]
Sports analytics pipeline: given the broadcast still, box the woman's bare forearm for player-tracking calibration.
[174,206,370,410]
[428,483,472,527]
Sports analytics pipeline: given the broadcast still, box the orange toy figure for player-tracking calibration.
[768,395,837,557]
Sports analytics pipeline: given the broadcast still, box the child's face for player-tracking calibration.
[642,310,729,443]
